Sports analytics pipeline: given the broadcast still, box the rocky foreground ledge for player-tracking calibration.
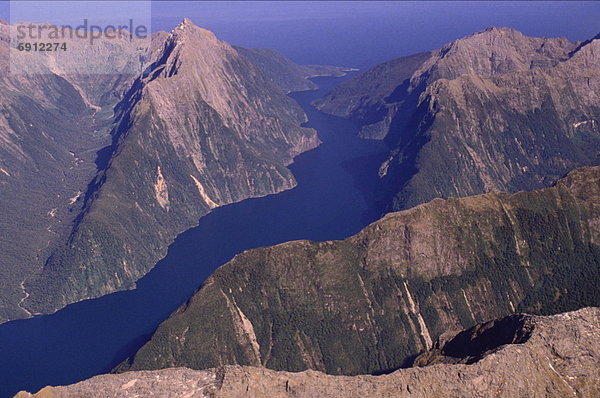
[16,307,599,397]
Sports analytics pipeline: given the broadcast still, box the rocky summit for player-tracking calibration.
[16,307,600,397]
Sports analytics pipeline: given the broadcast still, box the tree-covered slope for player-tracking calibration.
[117,166,599,376]
[0,22,166,321]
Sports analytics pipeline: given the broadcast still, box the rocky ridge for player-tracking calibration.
[16,307,600,397]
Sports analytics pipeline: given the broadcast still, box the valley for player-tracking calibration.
[0,19,347,322]
[117,165,599,376]
[0,75,389,397]
[0,6,598,397]
[316,27,600,212]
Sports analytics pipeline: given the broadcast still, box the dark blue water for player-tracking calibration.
[0,76,389,397]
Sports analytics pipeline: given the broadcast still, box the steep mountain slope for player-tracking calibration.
[0,22,166,321]
[0,19,339,321]
[19,308,600,398]
[315,27,600,210]
[117,166,599,375]
[234,47,350,93]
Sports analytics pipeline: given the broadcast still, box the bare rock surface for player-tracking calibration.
[16,307,600,397]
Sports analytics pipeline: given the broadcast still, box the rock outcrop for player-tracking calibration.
[315,27,600,211]
[17,308,600,397]
[116,166,599,375]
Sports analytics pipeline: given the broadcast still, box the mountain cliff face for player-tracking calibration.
[116,166,599,375]
[0,19,338,322]
[17,308,600,397]
[315,27,600,210]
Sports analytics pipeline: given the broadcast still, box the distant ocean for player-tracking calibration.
[1,1,597,69]
[150,1,600,69]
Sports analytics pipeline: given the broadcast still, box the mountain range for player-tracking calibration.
[111,29,600,379]
[3,23,599,397]
[316,27,599,211]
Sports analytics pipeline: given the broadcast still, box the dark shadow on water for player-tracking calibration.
[102,332,154,374]
[341,151,390,224]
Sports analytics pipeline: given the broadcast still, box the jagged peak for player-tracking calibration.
[170,17,217,42]
[180,17,193,27]
[171,17,194,32]
[422,25,576,80]
[154,18,232,80]
[481,26,521,35]
[440,26,526,51]
[440,26,572,54]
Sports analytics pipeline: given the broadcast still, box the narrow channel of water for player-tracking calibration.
[0,76,389,397]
